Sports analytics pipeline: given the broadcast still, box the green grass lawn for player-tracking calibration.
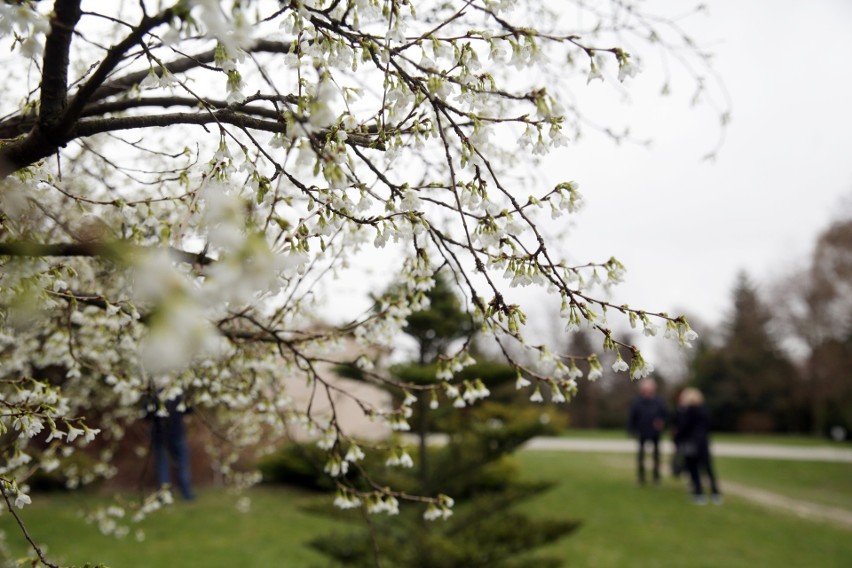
[0,486,339,568]
[516,451,852,568]
[1,451,850,568]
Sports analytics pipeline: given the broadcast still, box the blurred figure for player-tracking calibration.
[674,388,721,505]
[628,378,668,485]
[670,387,687,479]
[146,395,195,501]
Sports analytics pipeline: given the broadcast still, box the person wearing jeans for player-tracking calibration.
[149,395,195,501]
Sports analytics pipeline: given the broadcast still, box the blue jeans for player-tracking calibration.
[152,417,194,500]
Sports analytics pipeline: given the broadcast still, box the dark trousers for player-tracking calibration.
[152,418,194,500]
[637,435,661,483]
[684,444,719,496]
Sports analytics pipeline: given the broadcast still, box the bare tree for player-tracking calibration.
[771,216,852,434]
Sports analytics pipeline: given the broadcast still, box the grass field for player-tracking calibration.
[1,446,850,568]
[0,487,339,568]
[517,451,852,568]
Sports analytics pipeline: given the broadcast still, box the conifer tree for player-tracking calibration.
[692,273,797,432]
[310,274,577,567]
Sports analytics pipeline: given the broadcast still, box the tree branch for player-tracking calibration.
[39,0,83,134]
[0,240,213,266]
[0,1,83,178]
[0,5,174,178]
[0,94,300,141]
[73,111,382,149]
[61,8,176,133]
[0,35,302,179]
[88,39,293,103]
[0,483,60,568]
[81,96,289,121]
[0,38,295,177]
[75,110,283,136]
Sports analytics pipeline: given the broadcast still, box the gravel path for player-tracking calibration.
[523,437,852,463]
[721,481,852,529]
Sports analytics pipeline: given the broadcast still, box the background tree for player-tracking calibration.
[691,273,798,432]
[402,274,474,367]
[394,272,472,495]
[771,217,852,435]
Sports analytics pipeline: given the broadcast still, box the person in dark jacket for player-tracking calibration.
[628,378,668,485]
[673,387,721,504]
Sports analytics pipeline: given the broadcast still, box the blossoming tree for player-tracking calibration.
[0,0,716,561]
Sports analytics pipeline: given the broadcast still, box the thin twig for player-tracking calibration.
[0,483,61,568]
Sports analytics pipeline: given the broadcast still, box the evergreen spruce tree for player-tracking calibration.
[309,274,578,567]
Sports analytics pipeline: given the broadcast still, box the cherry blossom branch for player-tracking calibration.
[88,39,293,102]
[0,481,60,568]
[39,0,83,133]
[61,7,177,129]
[0,240,213,266]
[71,112,381,151]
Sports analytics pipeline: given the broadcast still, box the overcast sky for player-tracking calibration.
[534,0,852,333]
[321,1,852,354]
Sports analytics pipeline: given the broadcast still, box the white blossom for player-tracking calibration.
[587,61,604,84]
[14,492,31,509]
[334,492,362,510]
[612,356,629,373]
[588,365,603,382]
[529,386,544,403]
[344,444,365,463]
